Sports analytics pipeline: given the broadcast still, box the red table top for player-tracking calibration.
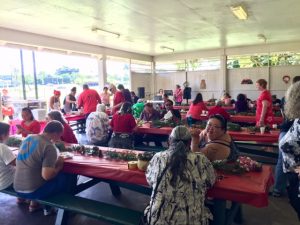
[136,126,279,143]
[63,149,273,208]
[181,113,283,125]
[64,114,86,122]
[173,105,235,111]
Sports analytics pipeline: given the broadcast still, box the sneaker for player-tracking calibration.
[43,207,57,216]
[272,190,282,197]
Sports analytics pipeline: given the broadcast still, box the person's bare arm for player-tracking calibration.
[41,156,64,181]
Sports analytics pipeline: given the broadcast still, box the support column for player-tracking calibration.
[98,55,107,89]
[151,60,156,97]
[220,54,227,94]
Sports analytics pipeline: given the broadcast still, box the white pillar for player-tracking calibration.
[220,54,227,94]
[98,55,107,89]
[151,60,156,97]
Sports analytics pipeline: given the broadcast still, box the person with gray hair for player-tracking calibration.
[143,125,215,225]
[279,81,300,220]
[86,104,110,146]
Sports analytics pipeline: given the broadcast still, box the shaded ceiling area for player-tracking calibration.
[1,0,300,55]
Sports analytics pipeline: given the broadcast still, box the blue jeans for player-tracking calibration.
[274,132,287,194]
[16,173,68,200]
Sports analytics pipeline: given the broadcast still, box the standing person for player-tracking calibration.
[255,79,274,126]
[131,91,139,104]
[47,111,78,144]
[186,93,208,126]
[273,76,300,197]
[17,107,41,138]
[77,84,101,116]
[0,122,15,191]
[143,126,215,225]
[117,84,132,104]
[279,81,300,221]
[14,121,66,214]
[86,104,110,146]
[63,87,77,114]
[109,102,136,149]
[109,84,125,114]
[49,90,61,111]
[100,87,110,107]
[174,84,183,105]
[1,88,14,120]
[132,99,145,119]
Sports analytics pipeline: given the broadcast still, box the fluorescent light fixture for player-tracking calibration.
[160,46,174,52]
[92,27,120,38]
[230,5,248,20]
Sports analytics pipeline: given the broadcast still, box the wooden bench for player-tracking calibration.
[0,187,143,225]
[134,144,166,152]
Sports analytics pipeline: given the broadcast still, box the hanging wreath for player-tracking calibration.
[282,75,290,84]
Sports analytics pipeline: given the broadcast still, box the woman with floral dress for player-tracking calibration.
[279,81,300,221]
[144,125,215,225]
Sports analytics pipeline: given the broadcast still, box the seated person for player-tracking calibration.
[47,111,78,144]
[272,95,281,106]
[86,104,110,146]
[17,107,41,138]
[222,92,232,105]
[0,122,15,191]
[186,93,208,126]
[207,101,230,121]
[161,99,181,123]
[235,94,249,113]
[140,103,161,121]
[143,126,215,224]
[14,121,66,213]
[132,99,145,118]
[191,114,238,161]
[109,102,137,149]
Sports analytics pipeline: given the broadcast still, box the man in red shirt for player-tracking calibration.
[77,84,101,115]
[207,101,230,121]
[109,84,125,114]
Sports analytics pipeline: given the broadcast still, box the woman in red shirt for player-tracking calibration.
[109,102,137,149]
[186,93,208,126]
[17,107,41,137]
[255,79,274,126]
[47,111,78,144]
[207,101,230,121]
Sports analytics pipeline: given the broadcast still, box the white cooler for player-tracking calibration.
[32,109,47,121]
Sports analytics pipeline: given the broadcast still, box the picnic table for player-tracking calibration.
[62,148,274,225]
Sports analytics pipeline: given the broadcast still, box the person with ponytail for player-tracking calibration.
[143,126,215,225]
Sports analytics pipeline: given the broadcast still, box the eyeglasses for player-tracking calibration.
[206,123,222,129]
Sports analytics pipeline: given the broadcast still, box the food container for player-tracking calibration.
[128,161,138,170]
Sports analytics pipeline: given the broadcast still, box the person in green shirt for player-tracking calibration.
[132,99,144,118]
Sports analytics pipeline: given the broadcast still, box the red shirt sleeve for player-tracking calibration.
[61,123,78,144]
[77,93,83,108]
[31,120,41,134]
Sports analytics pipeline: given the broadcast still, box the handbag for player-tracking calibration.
[139,164,170,225]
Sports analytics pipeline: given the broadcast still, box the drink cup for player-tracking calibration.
[272,124,277,129]
[260,126,265,134]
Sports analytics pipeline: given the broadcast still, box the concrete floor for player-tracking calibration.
[0,180,299,225]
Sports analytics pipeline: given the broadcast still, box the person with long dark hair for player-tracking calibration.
[17,107,41,138]
[143,126,215,225]
[47,111,78,144]
[235,93,248,113]
[186,93,208,125]
[109,102,137,149]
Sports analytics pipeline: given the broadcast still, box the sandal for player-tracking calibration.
[29,202,42,213]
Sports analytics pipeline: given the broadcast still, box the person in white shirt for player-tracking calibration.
[0,122,15,190]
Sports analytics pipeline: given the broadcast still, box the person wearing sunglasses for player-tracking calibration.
[191,114,238,162]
